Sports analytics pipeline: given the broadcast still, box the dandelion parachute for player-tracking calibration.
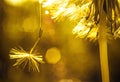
[10,47,44,72]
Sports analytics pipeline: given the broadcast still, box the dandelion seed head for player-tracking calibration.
[72,18,98,40]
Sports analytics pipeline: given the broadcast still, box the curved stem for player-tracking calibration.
[30,38,40,54]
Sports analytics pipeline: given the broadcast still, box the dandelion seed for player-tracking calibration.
[10,47,44,72]
[114,27,120,39]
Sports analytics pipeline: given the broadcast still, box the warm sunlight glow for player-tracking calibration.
[5,0,27,6]
[45,47,61,64]
[118,0,120,3]
[43,0,56,7]
[39,0,43,3]
[22,17,38,32]
[45,10,50,15]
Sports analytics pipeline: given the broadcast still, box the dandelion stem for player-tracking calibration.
[99,10,110,82]
[30,38,40,54]
[30,0,43,54]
